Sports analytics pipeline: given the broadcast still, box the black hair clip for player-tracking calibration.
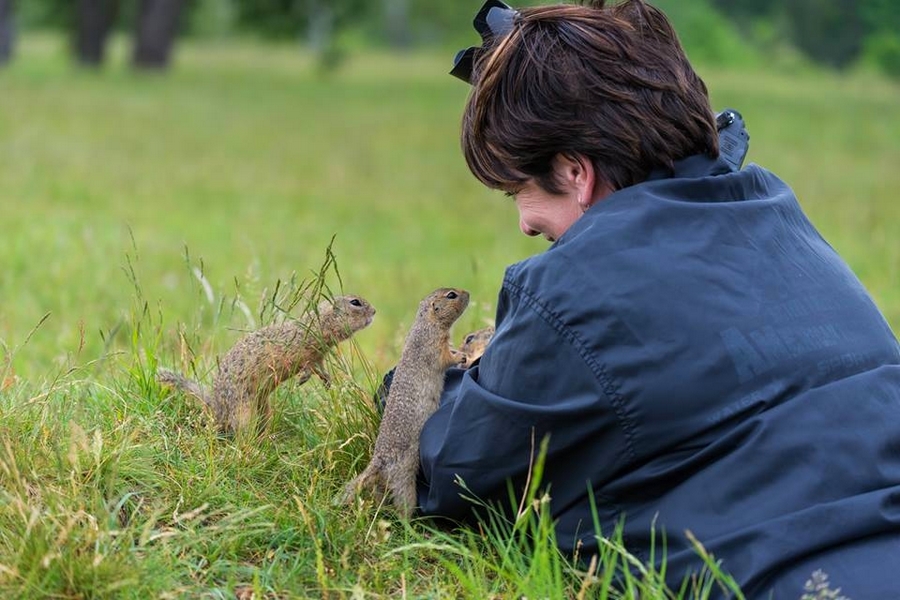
[450,0,519,84]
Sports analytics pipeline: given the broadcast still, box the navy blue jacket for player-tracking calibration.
[417,155,900,598]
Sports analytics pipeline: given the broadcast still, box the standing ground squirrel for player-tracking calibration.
[158,294,375,434]
[340,287,469,517]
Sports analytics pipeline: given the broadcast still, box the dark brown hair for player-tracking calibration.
[461,0,718,194]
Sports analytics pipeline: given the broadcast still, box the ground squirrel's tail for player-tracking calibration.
[157,367,210,405]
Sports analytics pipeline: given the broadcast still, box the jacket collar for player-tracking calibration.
[646,153,734,182]
[553,153,742,248]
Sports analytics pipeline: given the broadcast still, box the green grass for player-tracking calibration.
[0,33,898,597]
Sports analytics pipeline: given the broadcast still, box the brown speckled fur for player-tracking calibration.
[158,294,375,434]
[340,287,469,518]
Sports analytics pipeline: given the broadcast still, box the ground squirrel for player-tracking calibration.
[340,287,469,517]
[457,325,494,368]
[158,294,375,434]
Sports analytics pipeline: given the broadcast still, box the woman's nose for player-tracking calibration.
[519,218,540,237]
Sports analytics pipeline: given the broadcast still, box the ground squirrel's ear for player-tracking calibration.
[317,298,333,313]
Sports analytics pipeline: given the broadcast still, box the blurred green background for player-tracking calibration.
[1,0,899,382]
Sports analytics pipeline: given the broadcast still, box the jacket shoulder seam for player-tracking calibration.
[503,274,639,463]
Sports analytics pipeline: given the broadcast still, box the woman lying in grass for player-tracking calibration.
[415,0,900,597]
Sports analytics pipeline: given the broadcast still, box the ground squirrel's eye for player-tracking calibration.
[445,291,458,299]
[349,298,362,307]
[465,334,475,344]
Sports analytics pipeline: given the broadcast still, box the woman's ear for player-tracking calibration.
[553,153,613,208]
[553,153,595,207]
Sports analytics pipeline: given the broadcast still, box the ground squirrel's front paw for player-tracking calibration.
[447,348,464,368]
[313,364,332,388]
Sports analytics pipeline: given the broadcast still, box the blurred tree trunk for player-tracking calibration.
[133,0,185,69]
[307,0,345,72]
[74,0,119,66]
[0,0,14,67]
[384,0,410,49]
[306,0,334,55]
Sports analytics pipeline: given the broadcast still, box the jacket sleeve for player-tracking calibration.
[416,278,629,521]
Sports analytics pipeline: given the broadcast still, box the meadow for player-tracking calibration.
[0,33,898,598]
